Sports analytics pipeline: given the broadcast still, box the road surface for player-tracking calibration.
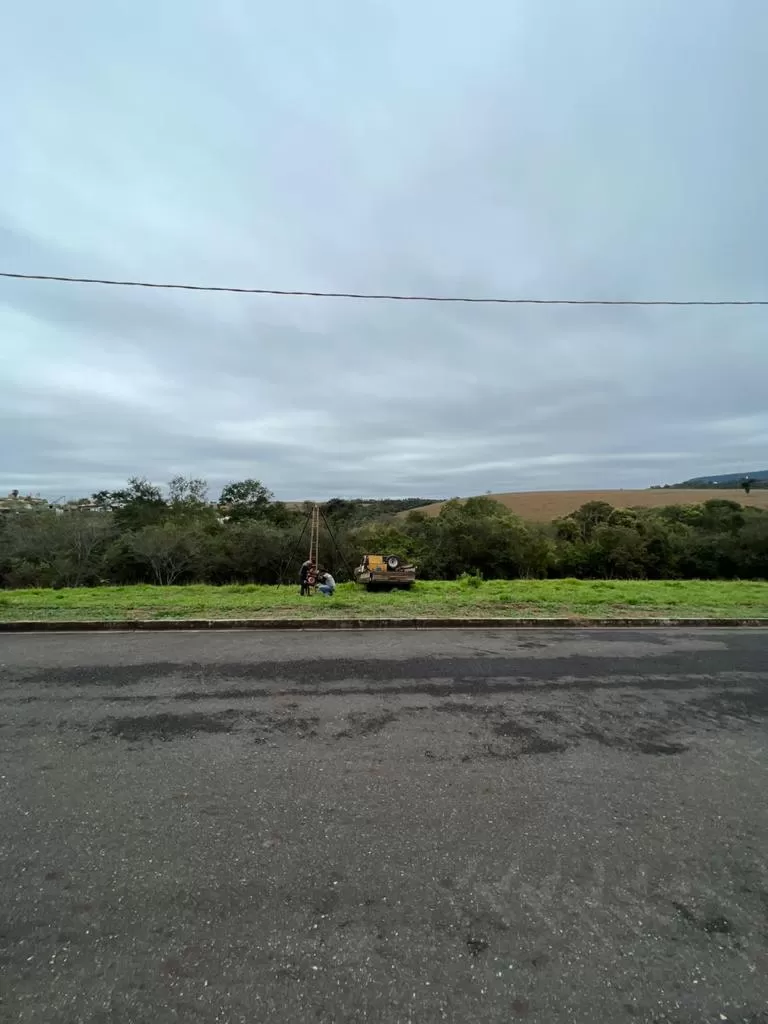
[2,628,768,1023]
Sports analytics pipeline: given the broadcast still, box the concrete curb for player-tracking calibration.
[1,616,767,632]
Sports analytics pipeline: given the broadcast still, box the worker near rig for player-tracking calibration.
[299,559,316,596]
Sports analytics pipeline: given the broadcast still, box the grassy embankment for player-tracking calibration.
[0,579,766,622]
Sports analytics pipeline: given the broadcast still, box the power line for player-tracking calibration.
[0,270,766,305]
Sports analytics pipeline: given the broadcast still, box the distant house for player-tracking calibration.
[59,499,103,512]
[0,490,50,514]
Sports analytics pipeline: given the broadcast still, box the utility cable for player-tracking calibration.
[1,271,766,306]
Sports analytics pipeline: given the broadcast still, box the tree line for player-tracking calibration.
[1,476,767,588]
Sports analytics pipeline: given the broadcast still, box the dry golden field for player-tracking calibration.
[405,489,768,522]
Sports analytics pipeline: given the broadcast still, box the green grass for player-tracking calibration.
[0,579,767,622]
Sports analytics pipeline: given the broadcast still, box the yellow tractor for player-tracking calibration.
[354,554,417,590]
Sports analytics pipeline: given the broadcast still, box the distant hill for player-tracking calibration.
[665,470,768,488]
[402,489,768,523]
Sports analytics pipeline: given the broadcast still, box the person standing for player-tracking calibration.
[299,559,315,596]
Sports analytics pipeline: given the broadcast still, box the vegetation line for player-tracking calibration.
[2,476,767,593]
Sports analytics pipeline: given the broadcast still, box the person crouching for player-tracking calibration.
[317,570,336,597]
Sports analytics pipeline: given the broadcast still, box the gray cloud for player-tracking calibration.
[2,0,768,500]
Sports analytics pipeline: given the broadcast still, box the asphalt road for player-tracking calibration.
[2,628,768,1024]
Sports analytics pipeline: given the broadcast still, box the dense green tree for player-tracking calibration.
[97,477,167,531]
[555,500,616,542]
[3,485,768,589]
[166,476,219,529]
[204,520,292,584]
[0,509,114,587]
[583,526,650,579]
[699,499,746,534]
[351,522,418,562]
[126,523,201,585]
[417,497,552,580]
[218,479,275,521]
[168,475,208,508]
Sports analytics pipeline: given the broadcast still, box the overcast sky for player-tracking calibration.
[3,0,767,501]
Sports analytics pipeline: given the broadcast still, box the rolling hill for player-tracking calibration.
[671,470,768,487]
[403,489,768,523]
